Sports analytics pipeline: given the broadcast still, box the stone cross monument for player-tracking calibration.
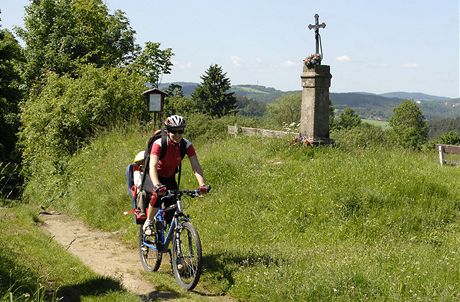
[308,14,326,56]
[300,14,333,145]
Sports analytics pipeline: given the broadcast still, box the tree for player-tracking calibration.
[265,93,301,126]
[0,27,24,162]
[428,117,460,139]
[16,0,138,87]
[163,96,196,117]
[236,96,266,117]
[165,83,184,97]
[19,65,147,172]
[335,107,361,130]
[329,98,336,130]
[388,100,428,149]
[130,42,173,88]
[191,64,237,118]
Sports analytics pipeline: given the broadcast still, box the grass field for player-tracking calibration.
[4,123,460,301]
[362,119,389,129]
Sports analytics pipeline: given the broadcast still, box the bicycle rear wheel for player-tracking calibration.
[139,225,162,272]
[171,222,202,290]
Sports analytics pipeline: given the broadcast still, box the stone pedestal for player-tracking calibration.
[300,64,333,145]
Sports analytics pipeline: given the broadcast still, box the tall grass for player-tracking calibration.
[21,123,460,301]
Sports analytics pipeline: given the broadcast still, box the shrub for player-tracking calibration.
[332,123,389,149]
[19,65,148,203]
[388,100,428,150]
[20,65,147,166]
[334,107,361,130]
[435,130,460,145]
[265,93,301,127]
[184,113,260,143]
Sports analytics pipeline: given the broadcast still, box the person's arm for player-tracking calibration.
[149,154,162,187]
[188,155,205,186]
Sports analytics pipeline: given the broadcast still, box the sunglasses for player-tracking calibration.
[169,129,184,134]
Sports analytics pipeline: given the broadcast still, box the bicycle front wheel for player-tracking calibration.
[171,221,202,290]
[139,225,162,272]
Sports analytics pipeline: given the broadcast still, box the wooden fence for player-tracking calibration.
[228,125,296,139]
[435,144,460,166]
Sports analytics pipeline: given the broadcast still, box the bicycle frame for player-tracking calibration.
[138,187,208,290]
[141,195,188,253]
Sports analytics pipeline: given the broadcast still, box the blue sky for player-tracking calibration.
[2,0,459,98]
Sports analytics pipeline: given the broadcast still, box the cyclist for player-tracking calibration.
[143,115,207,235]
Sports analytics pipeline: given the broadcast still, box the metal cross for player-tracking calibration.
[308,14,326,55]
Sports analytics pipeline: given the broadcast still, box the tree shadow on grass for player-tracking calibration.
[0,249,40,298]
[141,283,181,301]
[57,277,124,302]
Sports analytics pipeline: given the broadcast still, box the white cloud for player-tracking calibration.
[172,60,192,69]
[402,63,419,68]
[336,55,351,62]
[231,55,243,67]
[282,60,296,67]
[255,57,263,63]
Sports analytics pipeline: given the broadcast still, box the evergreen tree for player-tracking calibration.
[389,100,428,149]
[192,64,237,117]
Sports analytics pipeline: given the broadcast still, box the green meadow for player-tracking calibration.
[2,124,460,301]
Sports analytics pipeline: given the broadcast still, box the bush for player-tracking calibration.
[334,107,361,130]
[20,65,147,165]
[388,100,428,150]
[332,123,389,149]
[265,93,301,127]
[184,113,260,143]
[19,65,148,203]
[435,130,460,145]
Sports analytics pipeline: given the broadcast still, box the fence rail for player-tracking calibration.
[435,144,460,166]
[228,125,296,139]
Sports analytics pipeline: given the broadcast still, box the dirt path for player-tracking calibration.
[39,212,231,301]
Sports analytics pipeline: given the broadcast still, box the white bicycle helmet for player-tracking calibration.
[164,115,186,129]
[134,151,144,163]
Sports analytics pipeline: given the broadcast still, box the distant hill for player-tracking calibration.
[379,92,453,102]
[159,82,459,120]
[229,85,284,103]
[159,82,198,96]
[329,93,402,120]
[330,92,460,120]
[160,82,284,103]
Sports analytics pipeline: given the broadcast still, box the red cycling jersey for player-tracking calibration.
[150,137,196,178]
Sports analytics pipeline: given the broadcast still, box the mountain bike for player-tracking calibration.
[138,188,210,290]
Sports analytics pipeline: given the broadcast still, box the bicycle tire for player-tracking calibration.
[138,225,162,272]
[171,221,202,290]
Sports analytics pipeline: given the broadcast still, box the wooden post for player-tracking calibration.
[438,144,445,165]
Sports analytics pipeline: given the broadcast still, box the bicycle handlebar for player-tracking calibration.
[161,186,212,200]
[160,186,211,213]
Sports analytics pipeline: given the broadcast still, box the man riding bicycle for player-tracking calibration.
[143,115,207,235]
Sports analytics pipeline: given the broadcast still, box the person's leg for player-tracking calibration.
[143,192,160,234]
[161,176,178,226]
